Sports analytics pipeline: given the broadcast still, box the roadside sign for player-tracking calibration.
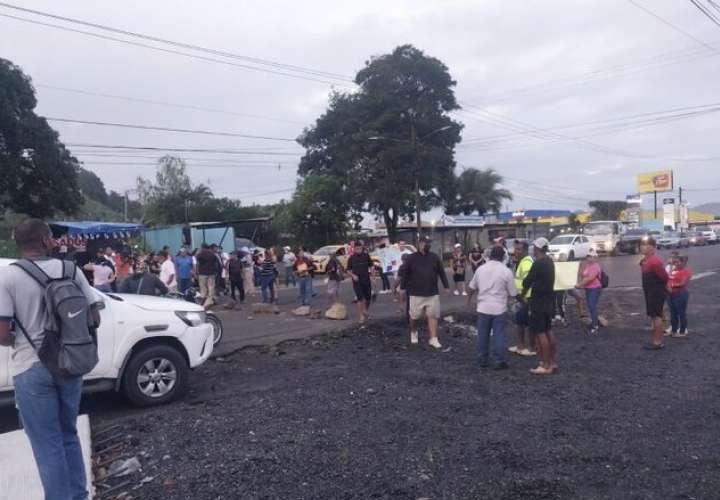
[636,170,673,194]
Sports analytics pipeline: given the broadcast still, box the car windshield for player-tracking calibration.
[584,223,613,235]
[625,229,646,236]
[550,236,575,245]
[696,226,710,232]
[662,232,679,238]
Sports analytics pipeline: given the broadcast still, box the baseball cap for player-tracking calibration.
[283,246,291,251]
[454,243,462,248]
[533,237,550,249]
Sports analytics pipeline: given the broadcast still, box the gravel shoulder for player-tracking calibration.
[87,277,720,499]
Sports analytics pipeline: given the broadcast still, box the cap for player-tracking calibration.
[454,243,462,248]
[587,247,598,257]
[533,237,550,249]
[283,246,291,251]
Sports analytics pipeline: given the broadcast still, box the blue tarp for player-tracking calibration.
[50,221,145,236]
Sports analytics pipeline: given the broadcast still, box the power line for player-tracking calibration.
[46,117,297,141]
[0,2,353,81]
[65,143,301,155]
[688,0,720,28]
[37,84,307,125]
[626,0,718,52]
[81,161,290,169]
[74,153,294,163]
[0,13,350,87]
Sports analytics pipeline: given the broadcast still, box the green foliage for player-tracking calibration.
[77,168,109,205]
[273,176,353,248]
[136,155,213,225]
[0,58,83,217]
[443,168,512,216]
[589,200,627,221]
[298,45,462,242]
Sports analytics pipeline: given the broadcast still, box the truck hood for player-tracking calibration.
[108,293,204,312]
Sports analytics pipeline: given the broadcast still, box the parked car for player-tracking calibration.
[311,245,348,274]
[0,259,215,407]
[657,231,685,249]
[617,229,658,254]
[547,234,592,261]
[695,226,718,244]
[688,231,708,246]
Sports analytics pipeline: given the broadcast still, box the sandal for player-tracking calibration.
[529,366,554,375]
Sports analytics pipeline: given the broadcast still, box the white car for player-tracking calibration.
[0,259,214,407]
[696,227,718,244]
[547,234,592,261]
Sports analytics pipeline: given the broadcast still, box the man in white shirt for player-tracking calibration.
[467,245,518,369]
[159,251,177,293]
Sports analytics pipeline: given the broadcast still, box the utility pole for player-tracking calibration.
[679,186,683,205]
[123,191,128,222]
[411,116,421,243]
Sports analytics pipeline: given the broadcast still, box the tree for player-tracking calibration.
[298,45,463,242]
[568,212,581,231]
[0,58,83,217]
[273,175,354,249]
[136,155,213,224]
[77,168,109,205]
[443,168,512,216]
[589,200,627,221]
[106,190,142,220]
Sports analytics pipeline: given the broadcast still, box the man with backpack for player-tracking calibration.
[0,219,102,500]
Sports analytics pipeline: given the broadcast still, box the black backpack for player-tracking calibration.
[600,270,610,289]
[12,259,99,378]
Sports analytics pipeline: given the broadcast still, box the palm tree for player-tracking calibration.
[446,168,512,215]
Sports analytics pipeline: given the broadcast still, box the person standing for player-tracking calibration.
[84,257,115,293]
[293,247,315,306]
[195,243,218,309]
[227,252,246,303]
[159,251,177,293]
[640,237,669,350]
[0,219,102,500]
[118,261,169,296]
[347,240,374,323]
[451,244,468,296]
[469,245,485,273]
[522,238,557,375]
[667,255,692,338]
[403,236,450,349]
[175,247,194,294]
[508,240,536,357]
[282,246,297,287]
[259,250,277,304]
[467,246,518,369]
[575,248,603,334]
[326,247,346,304]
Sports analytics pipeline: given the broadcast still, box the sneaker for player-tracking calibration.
[453,290,460,296]
[530,366,553,375]
[462,291,468,296]
[519,348,537,356]
[508,346,520,354]
[554,315,563,322]
[428,337,442,349]
[410,331,419,344]
[671,331,689,338]
[664,326,672,334]
[589,327,599,335]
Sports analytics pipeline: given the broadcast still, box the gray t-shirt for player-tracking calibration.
[0,258,100,377]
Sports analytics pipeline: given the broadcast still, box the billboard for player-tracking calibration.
[636,170,673,194]
[663,198,676,228]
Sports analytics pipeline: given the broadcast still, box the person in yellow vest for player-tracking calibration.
[508,240,537,357]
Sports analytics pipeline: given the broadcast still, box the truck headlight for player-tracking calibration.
[175,311,207,326]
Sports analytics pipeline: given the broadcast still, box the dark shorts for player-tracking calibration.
[453,273,465,283]
[529,295,554,334]
[514,302,530,326]
[644,287,667,318]
[353,280,372,304]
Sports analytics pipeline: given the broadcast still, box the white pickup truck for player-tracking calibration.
[0,258,214,407]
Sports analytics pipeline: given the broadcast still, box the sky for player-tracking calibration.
[1,0,719,220]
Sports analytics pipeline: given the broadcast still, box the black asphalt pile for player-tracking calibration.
[92,280,720,499]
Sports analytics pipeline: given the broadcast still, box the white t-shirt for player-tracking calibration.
[467,260,518,315]
[282,252,296,268]
[0,258,101,376]
[160,259,177,288]
[93,264,114,286]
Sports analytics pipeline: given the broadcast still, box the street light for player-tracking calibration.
[367,124,453,241]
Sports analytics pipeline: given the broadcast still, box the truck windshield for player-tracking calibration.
[584,223,613,235]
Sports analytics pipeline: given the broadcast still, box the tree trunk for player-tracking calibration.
[384,207,399,243]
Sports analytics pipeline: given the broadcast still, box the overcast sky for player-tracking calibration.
[2,0,719,218]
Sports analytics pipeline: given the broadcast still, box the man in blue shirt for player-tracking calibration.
[175,247,194,294]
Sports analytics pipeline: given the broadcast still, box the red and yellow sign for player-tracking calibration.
[636,170,673,194]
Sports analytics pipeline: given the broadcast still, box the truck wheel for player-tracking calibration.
[122,345,189,407]
[207,312,224,346]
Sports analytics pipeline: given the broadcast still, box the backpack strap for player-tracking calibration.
[12,315,37,351]
[11,259,52,289]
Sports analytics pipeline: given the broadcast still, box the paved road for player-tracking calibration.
[211,245,720,356]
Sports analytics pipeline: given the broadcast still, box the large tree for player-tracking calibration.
[589,200,627,221]
[443,168,512,216]
[0,58,83,217]
[136,155,213,224]
[298,45,463,242]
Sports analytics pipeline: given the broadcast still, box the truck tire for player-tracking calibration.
[122,344,189,407]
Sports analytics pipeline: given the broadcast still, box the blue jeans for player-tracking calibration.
[260,275,275,303]
[585,288,602,329]
[177,277,191,294]
[284,267,296,287]
[668,289,689,332]
[298,276,312,306]
[14,363,87,500]
[477,313,507,364]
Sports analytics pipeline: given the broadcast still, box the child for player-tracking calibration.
[667,255,692,337]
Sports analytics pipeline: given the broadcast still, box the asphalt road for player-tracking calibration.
[211,245,720,356]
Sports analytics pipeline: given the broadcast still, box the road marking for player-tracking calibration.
[691,271,716,281]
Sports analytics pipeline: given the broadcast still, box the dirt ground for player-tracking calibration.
[89,277,720,499]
